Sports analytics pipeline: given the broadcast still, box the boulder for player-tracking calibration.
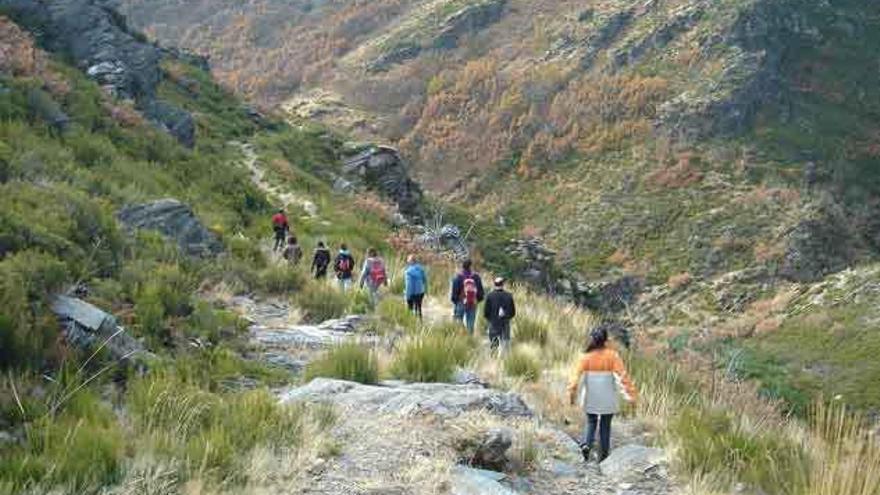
[572,275,644,314]
[279,378,533,418]
[599,444,666,483]
[0,0,196,146]
[780,218,857,283]
[51,295,147,363]
[471,427,513,471]
[342,144,424,220]
[451,465,514,495]
[117,199,223,258]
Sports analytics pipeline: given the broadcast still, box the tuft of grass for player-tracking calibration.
[293,282,350,323]
[513,316,549,346]
[258,264,307,295]
[376,296,419,332]
[391,331,474,382]
[503,347,541,382]
[305,343,379,384]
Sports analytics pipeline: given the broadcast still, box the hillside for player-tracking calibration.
[2,2,880,495]
[109,0,880,420]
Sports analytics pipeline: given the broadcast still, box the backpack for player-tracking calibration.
[462,275,478,308]
[369,258,386,286]
[336,255,352,273]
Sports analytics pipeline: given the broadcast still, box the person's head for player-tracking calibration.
[586,326,608,353]
[368,247,378,257]
[317,241,325,248]
[407,254,417,264]
[340,243,348,251]
[462,259,472,272]
[278,208,284,214]
[288,235,297,244]
[494,277,505,289]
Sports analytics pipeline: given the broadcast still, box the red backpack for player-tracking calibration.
[369,258,386,286]
[462,276,478,308]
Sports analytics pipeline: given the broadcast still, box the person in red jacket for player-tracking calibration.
[271,208,289,252]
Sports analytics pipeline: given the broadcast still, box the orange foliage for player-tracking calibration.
[0,16,69,95]
[645,153,704,189]
[667,272,693,290]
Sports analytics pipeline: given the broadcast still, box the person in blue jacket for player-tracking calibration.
[404,254,428,321]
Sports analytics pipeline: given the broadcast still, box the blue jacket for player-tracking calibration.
[404,263,427,298]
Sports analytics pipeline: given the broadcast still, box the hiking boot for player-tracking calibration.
[578,443,591,462]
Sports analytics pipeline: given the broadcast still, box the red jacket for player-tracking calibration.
[272,213,288,229]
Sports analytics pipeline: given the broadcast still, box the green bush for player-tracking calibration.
[503,348,541,381]
[305,343,379,384]
[259,264,307,295]
[294,283,350,323]
[514,317,549,346]
[376,297,418,332]
[671,407,807,493]
[186,301,246,343]
[127,371,322,483]
[391,332,474,383]
[0,389,125,493]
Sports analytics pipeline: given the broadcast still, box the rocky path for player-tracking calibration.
[224,143,674,494]
[232,140,319,218]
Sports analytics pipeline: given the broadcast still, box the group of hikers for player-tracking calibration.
[270,208,636,463]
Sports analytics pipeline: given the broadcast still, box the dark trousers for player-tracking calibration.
[583,413,613,460]
[314,267,327,279]
[488,319,511,351]
[407,293,425,320]
[273,228,286,251]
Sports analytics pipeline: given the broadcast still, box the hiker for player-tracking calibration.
[566,326,637,463]
[282,235,303,266]
[311,241,331,279]
[334,243,356,291]
[271,208,289,252]
[483,277,516,352]
[359,248,388,306]
[404,254,428,320]
[450,259,484,334]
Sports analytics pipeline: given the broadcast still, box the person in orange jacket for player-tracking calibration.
[566,326,637,463]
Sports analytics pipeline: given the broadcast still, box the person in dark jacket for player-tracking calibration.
[483,277,515,352]
[311,241,331,279]
[450,259,485,334]
[333,244,356,291]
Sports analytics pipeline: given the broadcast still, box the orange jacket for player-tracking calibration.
[566,347,637,413]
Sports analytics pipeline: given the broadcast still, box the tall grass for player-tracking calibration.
[503,346,541,382]
[305,343,379,384]
[391,330,474,382]
[293,282,350,323]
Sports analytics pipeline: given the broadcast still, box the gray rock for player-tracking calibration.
[451,465,515,495]
[251,325,377,350]
[279,378,533,418]
[453,368,489,388]
[599,444,666,483]
[1,0,196,146]
[472,427,513,470]
[51,295,147,364]
[781,218,856,283]
[546,460,579,478]
[117,198,223,258]
[260,352,306,374]
[342,144,423,220]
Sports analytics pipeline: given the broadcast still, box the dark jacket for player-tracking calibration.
[450,271,485,305]
[334,250,355,280]
[311,248,331,274]
[483,289,516,324]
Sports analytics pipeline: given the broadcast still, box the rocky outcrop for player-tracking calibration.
[368,0,506,72]
[0,0,195,146]
[780,218,858,283]
[51,295,147,364]
[611,3,704,69]
[251,315,377,350]
[451,466,515,495]
[342,144,424,219]
[279,378,533,418]
[656,0,824,140]
[506,237,558,291]
[599,444,667,483]
[117,198,223,257]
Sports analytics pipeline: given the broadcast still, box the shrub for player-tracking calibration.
[503,348,541,382]
[514,317,549,346]
[259,264,306,295]
[391,332,474,383]
[305,343,379,384]
[294,283,349,323]
[0,389,125,492]
[376,297,418,332]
